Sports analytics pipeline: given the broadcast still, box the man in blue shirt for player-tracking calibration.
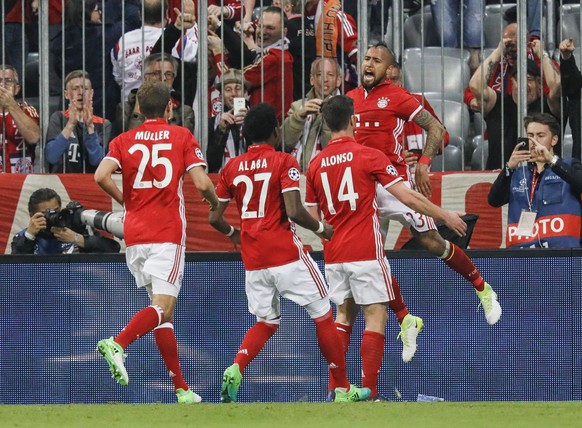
[488,112,582,248]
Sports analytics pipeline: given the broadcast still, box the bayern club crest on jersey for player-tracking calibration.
[195,148,204,160]
[377,97,389,108]
[386,165,398,176]
[288,167,300,181]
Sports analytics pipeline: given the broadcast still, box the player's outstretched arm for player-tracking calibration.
[283,190,333,240]
[189,165,219,211]
[209,200,241,245]
[388,181,467,237]
[94,158,124,205]
[413,110,446,198]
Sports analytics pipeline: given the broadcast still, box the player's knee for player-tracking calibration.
[255,317,281,334]
[415,230,447,255]
[362,303,388,332]
[305,298,332,319]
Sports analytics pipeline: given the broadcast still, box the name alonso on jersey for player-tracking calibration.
[321,152,353,167]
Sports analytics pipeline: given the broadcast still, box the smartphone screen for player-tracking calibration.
[233,97,245,115]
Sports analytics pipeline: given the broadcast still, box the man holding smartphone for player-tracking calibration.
[282,57,343,172]
[207,69,249,172]
[488,112,582,248]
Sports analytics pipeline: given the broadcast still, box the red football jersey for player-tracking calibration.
[216,144,305,270]
[105,118,207,247]
[0,103,39,173]
[305,136,402,263]
[347,80,424,180]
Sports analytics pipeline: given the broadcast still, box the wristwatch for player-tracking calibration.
[505,162,514,175]
[549,155,559,166]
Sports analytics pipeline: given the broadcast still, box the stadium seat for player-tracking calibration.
[403,56,470,101]
[431,145,463,172]
[24,60,39,98]
[447,134,464,149]
[25,96,62,119]
[562,134,573,158]
[472,111,486,137]
[471,143,489,171]
[26,52,39,64]
[403,5,441,48]
[423,97,471,140]
[402,47,471,64]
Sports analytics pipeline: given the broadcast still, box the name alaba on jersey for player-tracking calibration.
[347,80,425,181]
[215,144,307,271]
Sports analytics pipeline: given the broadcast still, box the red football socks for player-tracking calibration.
[115,305,164,349]
[328,322,352,391]
[234,321,278,374]
[388,275,409,324]
[154,322,188,391]
[361,330,385,397]
[314,309,349,389]
[443,242,485,291]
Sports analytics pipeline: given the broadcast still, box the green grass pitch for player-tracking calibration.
[1,402,582,428]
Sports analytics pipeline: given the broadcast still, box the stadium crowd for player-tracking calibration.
[2,0,582,177]
[2,0,582,404]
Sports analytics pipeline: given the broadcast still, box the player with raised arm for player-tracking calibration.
[209,103,370,403]
[305,95,467,400]
[346,42,502,362]
[94,80,219,404]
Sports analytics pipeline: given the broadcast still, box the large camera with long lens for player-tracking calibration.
[43,201,124,239]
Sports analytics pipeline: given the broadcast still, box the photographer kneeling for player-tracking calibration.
[11,188,121,254]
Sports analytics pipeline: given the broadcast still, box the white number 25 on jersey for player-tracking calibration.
[129,143,173,189]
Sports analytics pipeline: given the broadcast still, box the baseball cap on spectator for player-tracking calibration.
[510,59,540,78]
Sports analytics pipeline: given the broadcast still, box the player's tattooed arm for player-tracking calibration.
[413,110,445,160]
[413,110,446,198]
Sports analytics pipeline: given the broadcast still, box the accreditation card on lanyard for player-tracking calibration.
[516,170,539,237]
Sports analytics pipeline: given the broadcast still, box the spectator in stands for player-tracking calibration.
[51,0,107,114]
[111,0,174,102]
[430,0,485,74]
[150,0,198,107]
[488,113,582,248]
[281,57,342,172]
[559,37,582,160]
[206,69,249,173]
[208,0,256,23]
[286,0,359,100]
[469,39,561,170]
[11,188,120,255]
[115,53,194,135]
[102,0,142,120]
[271,0,292,16]
[199,42,222,121]
[464,22,559,114]
[387,63,449,177]
[503,4,544,41]
[0,65,40,173]
[45,70,112,173]
[219,6,293,123]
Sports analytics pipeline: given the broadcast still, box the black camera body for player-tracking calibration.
[42,201,85,233]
